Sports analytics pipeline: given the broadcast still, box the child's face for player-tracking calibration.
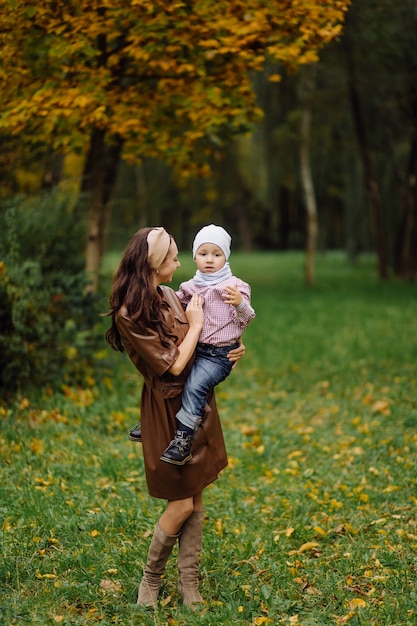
[195,243,226,274]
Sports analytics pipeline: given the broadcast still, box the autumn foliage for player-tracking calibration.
[0,0,350,166]
[0,0,350,290]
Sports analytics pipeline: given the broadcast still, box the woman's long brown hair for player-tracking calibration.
[105,227,176,352]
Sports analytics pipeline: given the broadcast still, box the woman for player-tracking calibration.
[105,227,244,608]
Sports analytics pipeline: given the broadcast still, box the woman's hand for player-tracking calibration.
[168,294,204,376]
[185,294,204,331]
[227,340,246,367]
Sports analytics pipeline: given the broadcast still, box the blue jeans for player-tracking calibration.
[176,342,239,431]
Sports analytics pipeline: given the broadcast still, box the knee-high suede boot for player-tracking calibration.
[178,509,205,608]
[137,523,179,608]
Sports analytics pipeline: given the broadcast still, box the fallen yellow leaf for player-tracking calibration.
[288,541,319,556]
[349,598,366,609]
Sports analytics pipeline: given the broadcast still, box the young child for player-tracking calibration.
[129,224,255,465]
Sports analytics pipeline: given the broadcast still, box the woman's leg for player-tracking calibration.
[192,491,203,512]
[137,497,195,607]
[159,498,195,535]
[178,492,205,608]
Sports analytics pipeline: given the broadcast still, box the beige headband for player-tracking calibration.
[147,227,171,270]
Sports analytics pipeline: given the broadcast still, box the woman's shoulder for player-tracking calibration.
[160,285,178,298]
[160,285,183,306]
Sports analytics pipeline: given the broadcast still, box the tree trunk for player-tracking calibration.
[135,162,149,229]
[82,128,105,292]
[234,181,253,251]
[100,136,123,261]
[81,128,123,292]
[344,32,389,280]
[395,129,417,280]
[299,64,318,287]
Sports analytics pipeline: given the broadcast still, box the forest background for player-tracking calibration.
[0,0,416,391]
[1,2,417,623]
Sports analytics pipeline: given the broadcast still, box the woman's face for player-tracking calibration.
[155,240,180,284]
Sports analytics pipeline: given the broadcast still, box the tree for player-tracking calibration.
[342,9,389,280]
[299,64,318,286]
[338,0,417,280]
[0,0,350,290]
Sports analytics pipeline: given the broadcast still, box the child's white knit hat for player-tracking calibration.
[192,224,232,260]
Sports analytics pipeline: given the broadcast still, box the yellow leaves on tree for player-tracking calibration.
[0,0,351,164]
[0,0,350,289]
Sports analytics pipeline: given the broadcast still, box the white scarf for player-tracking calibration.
[193,262,233,286]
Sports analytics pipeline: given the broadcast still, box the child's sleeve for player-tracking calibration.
[176,282,192,310]
[235,280,256,327]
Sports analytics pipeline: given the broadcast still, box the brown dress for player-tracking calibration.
[116,285,228,500]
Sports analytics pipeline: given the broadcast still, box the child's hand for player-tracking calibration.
[222,284,243,307]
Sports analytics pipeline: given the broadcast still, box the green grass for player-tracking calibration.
[1,252,417,625]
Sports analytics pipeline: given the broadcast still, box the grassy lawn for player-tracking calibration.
[1,252,417,625]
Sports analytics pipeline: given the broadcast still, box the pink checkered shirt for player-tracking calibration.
[176,276,255,346]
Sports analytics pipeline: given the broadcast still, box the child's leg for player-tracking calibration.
[160,346,235,466]
[129,423,142,442]
[177,348,235,428]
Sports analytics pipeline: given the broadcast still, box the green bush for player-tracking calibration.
[0,193,100,396]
